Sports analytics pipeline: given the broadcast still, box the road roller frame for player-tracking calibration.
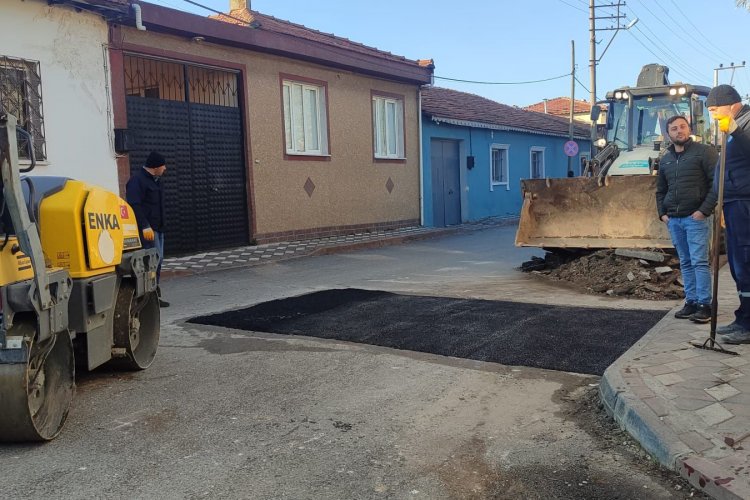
[0,112,160,442]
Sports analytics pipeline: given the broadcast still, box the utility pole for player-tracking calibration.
[589,0,596,155]
[714,61,746,87]
[569,40,575,177]
[589,0,627,155]
[712,62,746,144]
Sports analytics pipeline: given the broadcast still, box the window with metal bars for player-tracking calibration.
[123,55,239,108]
[0,56,46,160]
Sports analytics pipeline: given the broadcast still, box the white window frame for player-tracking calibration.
[282,79,328,156]
[489,143,510,191]
[372,95,405,159]
[530,146,546,179]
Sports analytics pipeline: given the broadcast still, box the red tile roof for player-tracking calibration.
[211,8,421,66]
[422,87,590,139]
[524,97,593,116]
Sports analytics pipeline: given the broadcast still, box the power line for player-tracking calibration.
[434,72,571,85]
[625,29,708,86]
[619,6,710,85]
[149,0,260,27]
[665,0,739,62]
[631,0,717,63]
[629,24,708,84]
[147,0,184,10]
[180,0,259,25]
[625,8,707,82]
[556,0,588,13]
[574,75,596,101]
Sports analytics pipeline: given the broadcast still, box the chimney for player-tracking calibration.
[230,0,249,11]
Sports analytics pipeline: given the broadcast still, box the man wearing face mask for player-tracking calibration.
[706,84,750,343]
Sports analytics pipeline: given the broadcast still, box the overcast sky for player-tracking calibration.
[146,0,750,108]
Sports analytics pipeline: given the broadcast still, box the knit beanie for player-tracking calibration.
[706,85,741,107]
[144,151,166,169]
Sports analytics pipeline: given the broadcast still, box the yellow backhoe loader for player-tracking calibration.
[516,64,714,249]
[0,111,160,441]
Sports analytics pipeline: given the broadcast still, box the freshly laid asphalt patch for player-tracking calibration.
[188,289,667,375]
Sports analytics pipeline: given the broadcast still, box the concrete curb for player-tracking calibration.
[309,227,463,257]
[599,310,693,468]
[599,365,692,468]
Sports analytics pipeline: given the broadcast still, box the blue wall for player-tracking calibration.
[422,119,591,227]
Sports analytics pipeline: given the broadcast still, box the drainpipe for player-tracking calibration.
[418,88,425,226]
[132,3,146,31]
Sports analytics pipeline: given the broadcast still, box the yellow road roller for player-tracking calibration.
[0,112,160,441]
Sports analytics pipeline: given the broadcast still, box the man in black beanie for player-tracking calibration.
[707,84,750,342]
[126,151,169,307]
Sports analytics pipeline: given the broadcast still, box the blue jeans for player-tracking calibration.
[667,216,711,305]
[141,230,164,284]
[724,200,750,329]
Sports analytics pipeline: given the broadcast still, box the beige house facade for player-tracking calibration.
[109,1,432,254]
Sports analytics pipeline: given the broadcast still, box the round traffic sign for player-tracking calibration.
[564,140,579,157]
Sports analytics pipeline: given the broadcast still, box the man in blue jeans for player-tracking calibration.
[707,84,750,343]
[656,115,719,323]
[126,151,169,308]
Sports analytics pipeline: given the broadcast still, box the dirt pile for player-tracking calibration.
[522,249,683,300]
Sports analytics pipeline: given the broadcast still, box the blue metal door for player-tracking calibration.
[430,139,461,227]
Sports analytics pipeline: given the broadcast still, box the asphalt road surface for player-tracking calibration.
[1,226,706,499]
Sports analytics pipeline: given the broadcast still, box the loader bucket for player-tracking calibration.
[515,176,672,249]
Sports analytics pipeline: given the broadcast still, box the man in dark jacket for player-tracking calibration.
[656,115,719,322]
[126,151,169,307]
[707,84,750,343]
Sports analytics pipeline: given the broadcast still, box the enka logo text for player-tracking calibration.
[87,212,121,231]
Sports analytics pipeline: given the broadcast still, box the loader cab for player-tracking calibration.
[602,85,711,175]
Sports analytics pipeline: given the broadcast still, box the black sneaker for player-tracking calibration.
[159,299,170,308]
[674,303,697,319]
[690,304,711,323]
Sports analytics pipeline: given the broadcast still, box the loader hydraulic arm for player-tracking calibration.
[584,142,620,177]
[0,113,53,320]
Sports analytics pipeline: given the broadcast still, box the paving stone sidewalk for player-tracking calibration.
[601,266,750,500]
[161,217,516,277]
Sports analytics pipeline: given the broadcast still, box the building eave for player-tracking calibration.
[133,1,433,85]
[427,115,590,141]
[49,0,130,21]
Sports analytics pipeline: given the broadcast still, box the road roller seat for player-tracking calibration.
[0,176,69,234]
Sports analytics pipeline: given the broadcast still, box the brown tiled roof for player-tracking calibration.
[211,8,420,66]
[422,87,590,139]
[524,97,593,116]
